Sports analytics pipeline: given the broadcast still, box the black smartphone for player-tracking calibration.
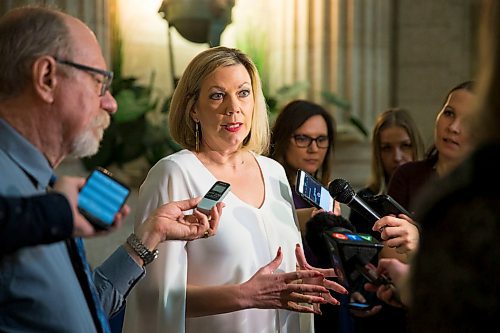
[77,167,130,230]
[295,169,334,212]
[197,181,231,215]
[348,302,374,311]
[367,194,413,218]
[353,257,391,286]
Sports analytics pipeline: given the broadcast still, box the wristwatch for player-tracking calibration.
[126,233,159,266]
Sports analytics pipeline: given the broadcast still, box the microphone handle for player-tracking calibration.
[349,195,381,224]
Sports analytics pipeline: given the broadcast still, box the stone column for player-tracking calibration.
[335,0,393,135]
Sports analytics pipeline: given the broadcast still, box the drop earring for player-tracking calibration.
[195,121,200,152]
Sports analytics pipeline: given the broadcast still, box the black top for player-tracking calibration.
[0,192,73,255]
[387,158,438,213]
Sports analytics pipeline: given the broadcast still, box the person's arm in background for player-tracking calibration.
[0,176,129,255]
[296,201,342,234]
[0,192,72,255]
[296,207,316,233]
[364,258,410,308]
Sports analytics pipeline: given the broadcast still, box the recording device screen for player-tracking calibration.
[295,169,334,212]
[209,183,228,198]
[197,180,231,215]
[320,229,384,288]
[78,168,130,229]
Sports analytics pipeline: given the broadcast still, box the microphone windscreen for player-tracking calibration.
[305,212,356,264]
[328,178,355,204]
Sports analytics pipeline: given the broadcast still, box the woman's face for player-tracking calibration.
[379,125,414,179]
[285,115,329,175]
[192,64,254,152]
[434,89,475,162]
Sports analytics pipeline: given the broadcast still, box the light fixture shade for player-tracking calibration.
[158,0,235,46]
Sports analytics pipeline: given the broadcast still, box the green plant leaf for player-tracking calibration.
[114,90,154,123]
[274,81,310,103]
[321,91,351,110]
[348,116,370,138]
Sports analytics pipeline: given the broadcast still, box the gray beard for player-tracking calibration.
[69,113,110,158]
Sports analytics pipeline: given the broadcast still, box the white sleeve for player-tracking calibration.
[124,157,191,333]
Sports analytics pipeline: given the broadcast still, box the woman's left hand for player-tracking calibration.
[294,243,348,311]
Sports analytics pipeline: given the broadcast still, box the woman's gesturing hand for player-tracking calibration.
[294,243,348,311]
[241,247,334,314]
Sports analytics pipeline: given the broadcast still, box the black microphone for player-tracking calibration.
[328,178,381,224]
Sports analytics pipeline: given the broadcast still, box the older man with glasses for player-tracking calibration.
[0,5,222,333]
[54,58,114,97]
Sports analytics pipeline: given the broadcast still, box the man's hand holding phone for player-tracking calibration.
[137,197,223,243]
[52,175,130,238]
[77,167,131,231]
[129,197,224,267]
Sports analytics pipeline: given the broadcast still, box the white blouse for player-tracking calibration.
[124,150,313,333]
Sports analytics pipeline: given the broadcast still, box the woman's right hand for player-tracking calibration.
[240,247,334,314]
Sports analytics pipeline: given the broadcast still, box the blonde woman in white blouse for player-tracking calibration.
[124,47,347,333]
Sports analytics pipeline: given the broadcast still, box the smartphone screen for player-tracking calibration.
[78,167,130,229]
[348,302,373,310]
[295,169,334,211]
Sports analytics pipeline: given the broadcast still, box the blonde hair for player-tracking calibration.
[169,46,270,154]
[367,108,424,194]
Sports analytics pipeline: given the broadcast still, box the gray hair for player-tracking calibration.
[0,5,72,101]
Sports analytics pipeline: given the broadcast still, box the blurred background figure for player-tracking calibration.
[269,100,356,332]
[349,108,424,236]
[388,80,475,214]
[351,79,475,332]
[368,1,500,331]
[269,99,338,230]
[373,80,476,264]
[348,108,423,333]
[408,1,500,331]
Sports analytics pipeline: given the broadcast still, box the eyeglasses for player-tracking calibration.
[292,134,329,148]
[55,58,113,97]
